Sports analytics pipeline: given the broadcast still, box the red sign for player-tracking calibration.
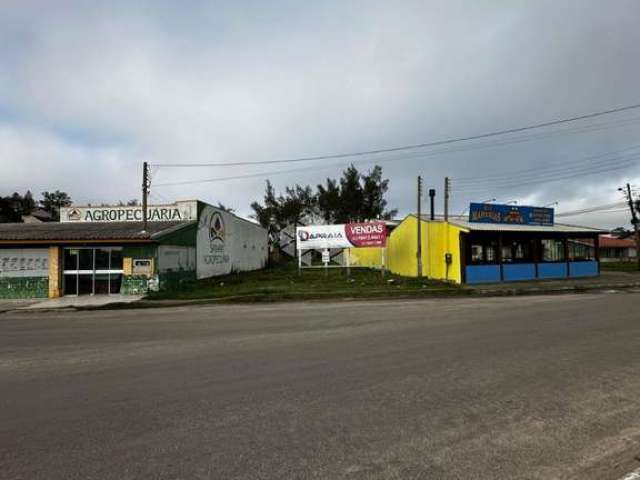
[345,221,387,247]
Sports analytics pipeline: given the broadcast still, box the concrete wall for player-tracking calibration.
[197,206,268,278]
[0,248,50,298]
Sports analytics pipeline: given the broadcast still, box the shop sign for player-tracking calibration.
[469,203,554,226]
[60,201,197,223]
[296,221,387,250]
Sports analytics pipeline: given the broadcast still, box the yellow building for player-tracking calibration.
[349,214,603,284]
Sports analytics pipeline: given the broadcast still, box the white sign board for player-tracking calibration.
[60,201,198,223]
[0,248,49,278]
[321,249,330,264]
[196,206,268,278]
[296,222,387,250]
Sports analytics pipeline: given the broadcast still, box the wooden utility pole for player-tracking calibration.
[417,176,423,277]
[142,161,150,232]
[622,183,640,271]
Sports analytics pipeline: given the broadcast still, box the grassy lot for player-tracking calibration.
[600,261,640,273]
[148,263,463,302]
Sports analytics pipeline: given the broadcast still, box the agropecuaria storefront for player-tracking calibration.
[0,201,268,299]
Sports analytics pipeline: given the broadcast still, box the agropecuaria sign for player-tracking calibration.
[296,221,387,250]
[60,201,198,223]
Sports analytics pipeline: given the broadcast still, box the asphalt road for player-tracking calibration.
[2,293,640,480]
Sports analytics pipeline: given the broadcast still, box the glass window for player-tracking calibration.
[94,273,110,294]
[79,249,94,271]
[485,242,498,263]
[110,274,122,294]
[503,240,533,263]
[64,274,77,295]
[110,249,123,270]
[471,245,483,263]
[95,249,110,270]
[541,239,565,262]
[568,238,595,261]
[64,249,79,271]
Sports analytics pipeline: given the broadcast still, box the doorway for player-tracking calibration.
[63,247,124,295]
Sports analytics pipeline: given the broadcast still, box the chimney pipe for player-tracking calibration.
[429,189,436,220]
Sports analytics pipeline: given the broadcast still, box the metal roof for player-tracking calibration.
[417,215,604,234]
[0,221,195,243]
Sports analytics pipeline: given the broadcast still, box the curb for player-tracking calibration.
[3,282,640,313]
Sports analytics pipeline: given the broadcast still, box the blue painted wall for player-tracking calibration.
[538,263,568,279]
[569,261,599,277]
[466,265,501,284]
[503,263,537,282]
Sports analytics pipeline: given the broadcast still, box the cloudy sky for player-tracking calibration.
[1,0,640,228]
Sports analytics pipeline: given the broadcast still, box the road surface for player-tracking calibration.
[2,293,640,479]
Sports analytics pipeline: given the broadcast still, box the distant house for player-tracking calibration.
[21,208,54,223]
[599,234,637,262]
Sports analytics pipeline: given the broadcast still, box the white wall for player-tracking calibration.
[0,248,49,277]
[196,206,268,278]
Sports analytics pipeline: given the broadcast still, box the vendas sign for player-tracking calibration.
[296,221,387,250]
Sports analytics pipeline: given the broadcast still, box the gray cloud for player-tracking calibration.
[1,0,639,228]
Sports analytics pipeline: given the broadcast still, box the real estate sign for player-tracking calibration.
[296,222,387,250]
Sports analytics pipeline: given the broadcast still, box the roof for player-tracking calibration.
[417,215,604,234]
[599,235,637,248]
[0,221,195,243]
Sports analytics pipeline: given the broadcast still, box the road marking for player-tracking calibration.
[619,468,640,480]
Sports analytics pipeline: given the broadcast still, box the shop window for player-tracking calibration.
[471,245,483,263]
[568,238,595,261]
[469,240,499,264]
[110,249,123,270]
[541,239,565,262]
[502,240,533,263]
[79,249,94,271]
[95,249,110,270]
[64,249,79,271]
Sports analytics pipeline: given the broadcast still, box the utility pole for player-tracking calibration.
[444,176,450,222]
[417,176,423,277]
[142,161,150,232]
[621,183,640,271]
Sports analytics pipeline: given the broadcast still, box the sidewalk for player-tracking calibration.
[464,271,640,295]
[1,294,144,313]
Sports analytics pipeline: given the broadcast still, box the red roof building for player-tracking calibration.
[599,234,637,262]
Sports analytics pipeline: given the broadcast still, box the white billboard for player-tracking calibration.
[0,249,49,278]
[60,201,198,223]
[296,222,387,250]
[196,206,268,278]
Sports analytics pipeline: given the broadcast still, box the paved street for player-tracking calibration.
[2,294,640,480]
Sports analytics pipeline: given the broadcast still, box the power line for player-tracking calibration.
[151,102,640,168]
[453,144,640,185]
[556,201,628,217]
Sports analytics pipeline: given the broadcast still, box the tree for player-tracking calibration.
[251,180,281,228]
[251,164,396,228]
[215,202,235,214]
[316,165,396,223]
[40,190,72,220]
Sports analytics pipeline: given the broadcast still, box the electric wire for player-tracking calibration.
[151,103,640,168]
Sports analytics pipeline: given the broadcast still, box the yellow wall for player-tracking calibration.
[48,246,62,298]
[348,216,466,283]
